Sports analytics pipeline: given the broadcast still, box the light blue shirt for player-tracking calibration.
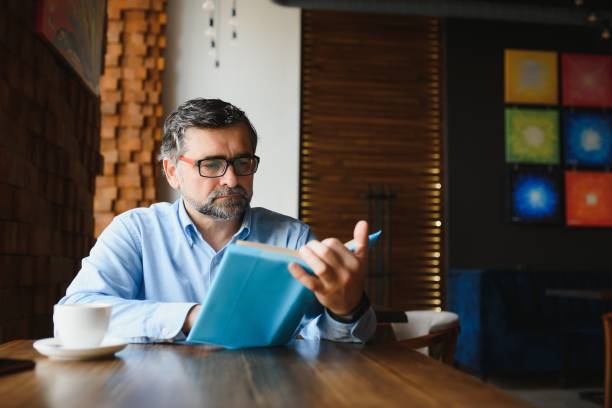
[58,200,376,344]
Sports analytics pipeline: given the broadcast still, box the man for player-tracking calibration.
[58,98,376,343]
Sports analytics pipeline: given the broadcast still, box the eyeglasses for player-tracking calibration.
[179,155,260,178]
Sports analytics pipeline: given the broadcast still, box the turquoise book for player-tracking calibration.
[186,231,382,349]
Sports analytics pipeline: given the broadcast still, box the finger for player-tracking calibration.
[301,241,343,283]
[288,263,323,292]
[298,244,329,274]
[308,240,344,270]
[352,220,369,261]
[321,238,360,274]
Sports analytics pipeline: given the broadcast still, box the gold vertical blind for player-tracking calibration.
[300,11,444,310]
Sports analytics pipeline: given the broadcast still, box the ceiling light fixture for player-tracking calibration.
[599,15,611,40]
[586,11,598,23]
[202,0,239,67]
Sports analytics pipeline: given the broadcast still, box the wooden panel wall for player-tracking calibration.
[0,1,101,341]
[301,11,444,310]
[95,0,166,236]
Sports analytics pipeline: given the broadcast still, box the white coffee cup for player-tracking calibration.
[53,304,112,349]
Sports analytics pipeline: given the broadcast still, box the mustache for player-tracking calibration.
[208,186,248,201]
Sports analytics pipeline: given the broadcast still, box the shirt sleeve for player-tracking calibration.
[299,305,377,343]
[56,214,196,343]
[295,226,378,343]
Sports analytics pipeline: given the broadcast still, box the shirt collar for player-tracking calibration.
[176,198,252,248]
[177,198,197,247]
[237,206,252,240]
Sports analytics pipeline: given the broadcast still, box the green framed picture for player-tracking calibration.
[505,108,560,164]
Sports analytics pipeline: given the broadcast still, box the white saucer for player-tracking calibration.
[33,338,128,361]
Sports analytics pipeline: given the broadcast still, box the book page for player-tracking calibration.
[236,240,301,258]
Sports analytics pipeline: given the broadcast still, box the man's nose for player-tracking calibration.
[219,163,239,187]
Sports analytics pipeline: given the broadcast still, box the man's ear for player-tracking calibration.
[163,158,180,190]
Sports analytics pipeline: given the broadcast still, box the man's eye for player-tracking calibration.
[202,160,223,170]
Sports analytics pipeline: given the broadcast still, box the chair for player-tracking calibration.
[385,310,460,365]
[604,312,612,408]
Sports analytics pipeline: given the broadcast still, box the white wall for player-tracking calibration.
[161,0,301,218]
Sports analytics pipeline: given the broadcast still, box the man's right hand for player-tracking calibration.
[182,304,201,335]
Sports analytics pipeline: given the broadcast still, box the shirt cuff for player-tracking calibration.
[326,293,371,323]
[147,302,197,341]
[319,306,377,343]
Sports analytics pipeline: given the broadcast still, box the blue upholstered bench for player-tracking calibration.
[448,268,612,382]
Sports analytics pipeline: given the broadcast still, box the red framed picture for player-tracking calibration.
[565,171,612,227]
[36,0,107,95]
[562,53,612,108]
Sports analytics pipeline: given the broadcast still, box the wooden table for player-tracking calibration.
[0,339,530,407]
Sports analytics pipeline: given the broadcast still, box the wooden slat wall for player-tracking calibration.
[300,11,444,310]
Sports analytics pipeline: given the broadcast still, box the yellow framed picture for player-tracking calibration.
[505,49,558,105]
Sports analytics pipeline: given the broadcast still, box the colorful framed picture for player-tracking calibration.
[562,53,612,108]
[504,49,558,105]
[36,0,107,95]
[508,165,562,224]
[505,108,560,164]
[565,171,612,227]
[563,111,612,168]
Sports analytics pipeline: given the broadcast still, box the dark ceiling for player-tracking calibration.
[494,0,612,11]
[271,0,612,26]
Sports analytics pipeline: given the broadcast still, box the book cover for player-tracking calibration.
[186,231,381,348]
[186,242,315,348]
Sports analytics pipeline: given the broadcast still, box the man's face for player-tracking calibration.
[164,124,255,220]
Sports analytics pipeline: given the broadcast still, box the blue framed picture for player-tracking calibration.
[563,111,612,168]
[508,165,562,224]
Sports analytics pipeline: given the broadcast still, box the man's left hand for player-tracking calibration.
[288,220,369,317]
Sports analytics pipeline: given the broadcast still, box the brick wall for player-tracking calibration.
[95,0,167,236]
[0,1,101,341]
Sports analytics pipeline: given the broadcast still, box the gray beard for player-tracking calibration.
[183,186,250,220]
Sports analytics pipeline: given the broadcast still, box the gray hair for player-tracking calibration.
[159,98,258,163]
